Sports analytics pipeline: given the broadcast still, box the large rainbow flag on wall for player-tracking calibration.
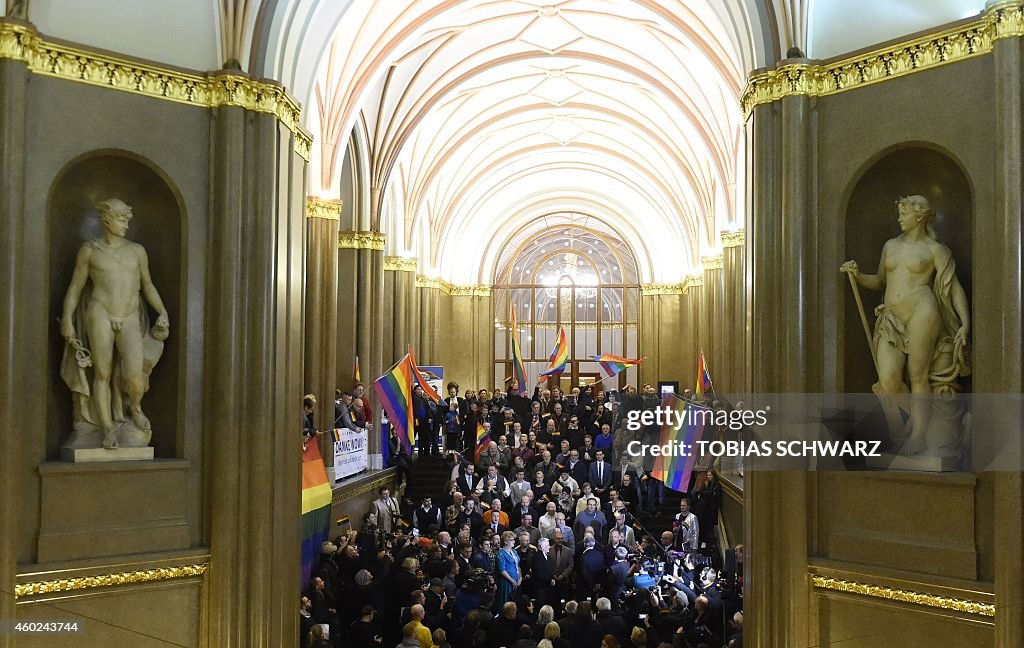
[650,393,708,492]
[695,349,714,400]
[590,353,644,378]
[301,438,332,584]
[539,326,569,377]
[509,309,528,395]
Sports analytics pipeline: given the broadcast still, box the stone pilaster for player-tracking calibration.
[703,256,725,393]
[304,197,340,434]
[205,103,304,647]
[0,51,28,648]
[745,88,814,647]
[990,25,1024,647]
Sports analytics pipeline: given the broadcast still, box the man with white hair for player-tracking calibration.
[595,596,627,640]
[538,501,558,537]
[532,536,555,608]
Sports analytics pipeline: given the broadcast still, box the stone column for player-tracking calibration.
[0,48,28,648]
[703,256,725,392]
[745,87,814,647]
[205,103,304,647]
[990,20,1024,647]
[722,232,746,394]
[304,198,340,435]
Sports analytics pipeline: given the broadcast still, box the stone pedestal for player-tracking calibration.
[61,446,154,462]
[37,460,191,562]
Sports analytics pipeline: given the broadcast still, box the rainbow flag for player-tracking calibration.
[539,326,569,377]
[590,354,644,378]
[509,309,528,395]
[650,393,708,492]
[301,439,332,583]
[373,355,415,453]
[474,422,491,463]
[409,352,442,402]
[695,349,714,400]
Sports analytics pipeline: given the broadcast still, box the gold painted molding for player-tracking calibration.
[811,575,995,618]
[339,230,386,250]
[685,274,704,289]
[740,1,1024,117]
[721,230,745,248]
[641,284,685,296]
[306,197,343,220]
[0,21,313,159]
[701,255,724,270]
[415,276,491,296]
[16,563,208,599]
[495,321,635,330]
[332,469,397,506]
[385,256,418,272]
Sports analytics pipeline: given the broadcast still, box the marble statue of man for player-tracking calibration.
[841,195,970,456]
[60,199,170,449]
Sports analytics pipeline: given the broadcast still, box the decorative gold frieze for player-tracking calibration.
[811,575,995,618]
[0,21,313,159]
[701,255,724,270]
[684,274,704,289]
[721,230,745,248]
[385,256,418,272]
[338,231,386,250]
[449,284,492,297]
[306,197,343,221]
[16,563,209,599]
[641,284,685,296]
[496,321,634,330]
[332,469,397,505]
[415,276,446,290]
[740,2,1019,117]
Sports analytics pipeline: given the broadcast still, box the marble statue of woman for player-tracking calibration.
[841,195,970,456]
[60,199,170,450]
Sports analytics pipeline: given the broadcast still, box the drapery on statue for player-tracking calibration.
[60,199,170,450]
[841,195,971,457]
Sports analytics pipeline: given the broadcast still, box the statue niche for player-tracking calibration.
[841,195,971,463]
[59,198,170,452]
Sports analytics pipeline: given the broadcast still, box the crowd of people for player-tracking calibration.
[303,382,743,648]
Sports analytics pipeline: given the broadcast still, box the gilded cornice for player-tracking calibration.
[415,276,446,291]
[306,197,342,221]
[332,469,397,506]
[16,563,208,599]
[721,230,745,248]
[684,274,704,289]
[449,285,492,297]
[701,255,724,270]
[740,1,1024,117]
[811,575,995,618]
[0,21,313,159]
[385,256,418,272]
[338,230,386,251]
[641,284,685,296]
[496,321,634,330]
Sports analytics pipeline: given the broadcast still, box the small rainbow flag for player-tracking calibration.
[474,422,491,463]
[590,354,644,378]
[510,308,528,395]
[695,349,714,400]
[354,354,361,384]
[650,393,708,492]
[539,326,569,377]
[373,355,415,453]
[335,515,350,528]
[301,439,332,583]
[409,352,442,402]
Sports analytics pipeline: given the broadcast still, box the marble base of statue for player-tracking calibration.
[61,419,154,462]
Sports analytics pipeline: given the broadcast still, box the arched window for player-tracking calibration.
[493,214,640,392]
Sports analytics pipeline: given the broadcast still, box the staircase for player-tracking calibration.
[402,453,453,507]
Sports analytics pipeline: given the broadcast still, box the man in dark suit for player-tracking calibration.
[589,449,613,497]
[456,499,484,540]
[566,448,589,486]
[456,463,477,496]
[550,529,575,603]
[531,537,556,608]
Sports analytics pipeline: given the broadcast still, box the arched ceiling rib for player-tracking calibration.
[296,0,762,283]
